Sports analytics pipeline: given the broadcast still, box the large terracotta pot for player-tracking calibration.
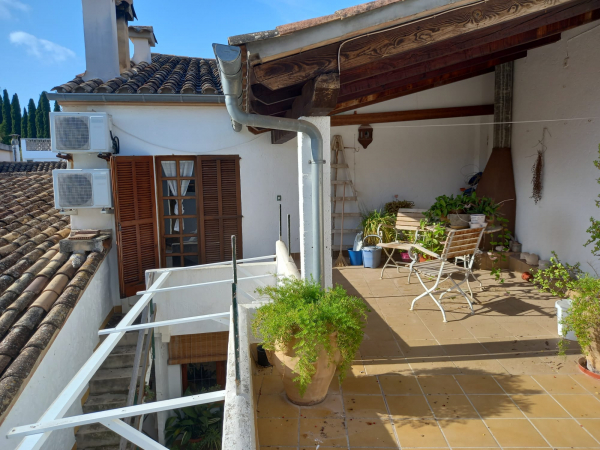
[586,331,600,375]
[268,333,341,406]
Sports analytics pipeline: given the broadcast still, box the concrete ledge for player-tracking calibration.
[59,231,112,253]
[276,240,300,280]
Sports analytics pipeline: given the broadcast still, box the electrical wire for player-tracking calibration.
[369,116,599,129]
[112,123,264,154]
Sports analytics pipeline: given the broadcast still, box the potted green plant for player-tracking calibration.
[425,194,471,228]
[383,198,415,216]
[361,208,395,245]
[252,277,368,405]
[165,388,223,449]
[415,221,446,261]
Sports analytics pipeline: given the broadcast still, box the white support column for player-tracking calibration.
[297,116,332,288]
[154,335,169,445]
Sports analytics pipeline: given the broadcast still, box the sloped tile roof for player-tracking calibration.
[52,53,222,95]
[0,161,67,174]
[0,173,108,419]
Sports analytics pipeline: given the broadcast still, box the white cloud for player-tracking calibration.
[9,31,75,63]
[0,0,30,20]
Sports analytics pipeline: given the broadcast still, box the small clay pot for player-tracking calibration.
[522,272,533,282]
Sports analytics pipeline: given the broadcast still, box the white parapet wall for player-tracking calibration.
[276,240,300,280]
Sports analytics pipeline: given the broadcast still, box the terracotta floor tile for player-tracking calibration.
[257,418,299,446]
[485,418,549,447]
[386,395,433,418]
[261,374,285,394]
[343,394,387,418]
[347,417,398,448]
[300,394,344,419]
[532,374,589,394]
[328,376,340,395]
[553,394,600,418]
[299,418,347,447]
[511,394,570,418]
[257,394,300,418]
[363,357,413,376]
[379,375,422,395]
[426,323,475,340]
[579,419,600,442]
[497,356,559,375]
[530,418,600,447]
[417,375,464,395]
[438,419,499,447]
[428,394,478,419]
[454,375,505,394]
[468,394,525,418]
[501,321,556,338]
[409,357,462,375]
[493,375,546,394]
[452,358,510,376]
[340,375,381,394]
[360,339,402,357]
[464,322,514,338]
[571,373,600,394]
[394,419,449,448]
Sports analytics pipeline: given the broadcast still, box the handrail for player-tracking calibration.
[231,235,241,384]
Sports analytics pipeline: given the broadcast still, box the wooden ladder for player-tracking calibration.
[331,136,360,250]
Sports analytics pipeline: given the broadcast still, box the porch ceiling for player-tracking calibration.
[236,0,600,140]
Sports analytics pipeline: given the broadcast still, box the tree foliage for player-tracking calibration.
[35,92,51,138]
[2,90,11,142]
[53,101,61,112]
[21,108,28,138]
[27,99,37,138]
[10,93,21,137]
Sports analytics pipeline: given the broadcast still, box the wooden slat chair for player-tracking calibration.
[409,227,486,322]
[375,209,426,280]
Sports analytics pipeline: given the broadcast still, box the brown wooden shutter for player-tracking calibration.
[112,156,159,297]
[198,156,243,263]
[168,332,229,364]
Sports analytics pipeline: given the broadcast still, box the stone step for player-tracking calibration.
[82,393,128,414]
[99,331,143,348]
[100,345,140,370]
[76,423,120,448]
[90,367,140,395]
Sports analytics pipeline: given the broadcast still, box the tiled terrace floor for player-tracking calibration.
[254,267,600,449]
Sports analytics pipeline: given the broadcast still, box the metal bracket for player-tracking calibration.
[59,209,78,216]
[309,160,326,164]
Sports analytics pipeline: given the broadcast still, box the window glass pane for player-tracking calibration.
[165,237,180,254]
[162,180,177,197]
[181,198,196,216]
[165,256,182,268]
[183,255,199,266]
[183,242,198,254]
[163,199,180,216]
[161,160,177,178]
[164,219,180,235]
[179,160,195,177]
[185,362,217,394]
[183,218,198,234]
[182,179,196,197]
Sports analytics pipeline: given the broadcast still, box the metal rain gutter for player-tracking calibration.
[46,92,226,104]
[212,43,324,285]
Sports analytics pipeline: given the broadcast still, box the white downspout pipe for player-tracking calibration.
[212,44,324,284]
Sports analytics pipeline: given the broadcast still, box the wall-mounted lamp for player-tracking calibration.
[358,124,373,149]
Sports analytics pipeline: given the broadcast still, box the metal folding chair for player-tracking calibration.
[409,227,486,322]
[375,209,426,280]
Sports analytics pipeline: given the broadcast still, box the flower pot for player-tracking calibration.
[399,251,412,262]
[555,299,577,341]
[447,213,471,229]
[269,333,341,405]
[470,214,486,224]
[419,254,433,262]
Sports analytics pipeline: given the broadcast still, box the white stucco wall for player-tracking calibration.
[512,22,600,271]
[0,257,115,450]
[0,149,13,162]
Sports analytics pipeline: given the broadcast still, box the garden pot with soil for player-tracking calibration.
[447,214,471,229]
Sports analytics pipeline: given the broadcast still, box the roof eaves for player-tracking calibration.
[47,92,226,105]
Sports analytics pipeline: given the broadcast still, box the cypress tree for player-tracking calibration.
[2,90,11,135]
[11,94,21,137]
[36,92,51,138]
[53,101,61,112]
[22,108,28,138]
[0,93,2,124]
[27,99,37,138]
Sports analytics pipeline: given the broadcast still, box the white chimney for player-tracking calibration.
[116,1,136,73]
[81,0,120,82]
[129,26,157,65]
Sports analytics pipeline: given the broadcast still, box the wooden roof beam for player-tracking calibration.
[330,105,494,127]
[271,73,340,144]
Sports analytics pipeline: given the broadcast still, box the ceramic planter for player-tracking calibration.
[447,213,471,229]
[269,333,341,405]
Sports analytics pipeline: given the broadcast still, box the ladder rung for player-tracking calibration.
[332,180,352,185]
[332,228,361,233]
[332,164,349,169]
[332,213,361,217]
[332,196,357,201]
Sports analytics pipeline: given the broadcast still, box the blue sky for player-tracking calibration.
[0,0,359,110]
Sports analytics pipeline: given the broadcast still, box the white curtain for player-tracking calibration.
[161,160,195,233]
[161,161,177,234]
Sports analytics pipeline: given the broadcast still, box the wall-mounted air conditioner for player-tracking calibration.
[53,169,113,209]
[50,112,113,153]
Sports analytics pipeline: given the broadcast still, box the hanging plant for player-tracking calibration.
[531,127,549,204]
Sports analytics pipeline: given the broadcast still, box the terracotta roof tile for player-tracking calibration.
[0,171,109,419]
[0,162,67,174]
[53,54,222,96]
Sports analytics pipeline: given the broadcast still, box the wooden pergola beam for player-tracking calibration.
[270,73,340,144]
[252,0,593,91]
[330,105,495,127]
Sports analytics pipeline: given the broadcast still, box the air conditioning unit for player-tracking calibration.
[53,169,113,209]
[50,112,113,153]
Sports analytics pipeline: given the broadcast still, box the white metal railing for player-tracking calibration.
[8,253,279,450]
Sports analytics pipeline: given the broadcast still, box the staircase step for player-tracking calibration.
[99,331,143,347]
[331,163,349,168]
[100,345,141,370]
[331,213,361,217]
[332,228,361,233]
[76,423,121,448]
[82,393,128,413]
[331,180,352,185]
[90,367,140,395]
[332,196,357,201]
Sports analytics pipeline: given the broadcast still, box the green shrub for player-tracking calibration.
[361,208,395,245]
[252,277,368,396]
[533,252,582,298]
[383,199,415,216]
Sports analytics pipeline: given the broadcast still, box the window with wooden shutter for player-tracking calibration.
[112,156,160,298]
[157,155,242,266]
